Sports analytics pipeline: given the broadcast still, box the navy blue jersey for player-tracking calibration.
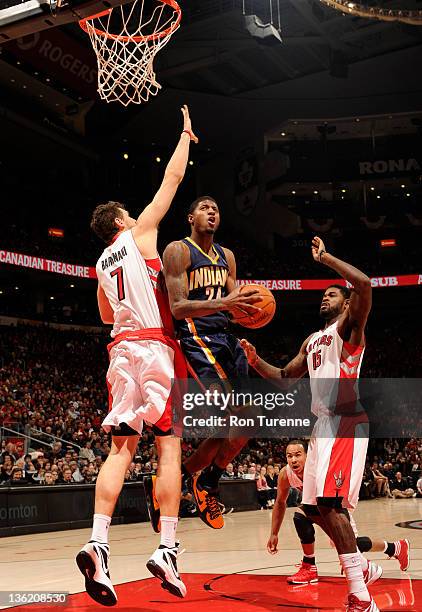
[177,237,230,338]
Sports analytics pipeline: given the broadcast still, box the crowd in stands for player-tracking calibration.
[0,312,420,499]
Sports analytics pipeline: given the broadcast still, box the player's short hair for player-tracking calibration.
[91,201,126,244]
[188,195,217,215]
[286,439,308,453]
[326,284,351,300]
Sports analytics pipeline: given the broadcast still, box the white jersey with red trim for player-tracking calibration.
[285,465,303,491]
[96,230,171,338]
[306,320,365,417]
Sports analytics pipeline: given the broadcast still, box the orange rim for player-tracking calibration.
[79,0,181,43]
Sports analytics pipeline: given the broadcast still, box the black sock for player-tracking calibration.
[198,463,224,490]
[303,556,315,565]
[385,542,396,558]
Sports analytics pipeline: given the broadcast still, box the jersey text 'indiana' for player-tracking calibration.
[189,266,228,291]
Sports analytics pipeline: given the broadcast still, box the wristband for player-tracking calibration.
[182,129,194,140]
[319,249,326,262]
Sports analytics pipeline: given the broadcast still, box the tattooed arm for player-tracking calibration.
[163,241,260,320]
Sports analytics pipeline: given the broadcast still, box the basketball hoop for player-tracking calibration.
[79,0,181,106]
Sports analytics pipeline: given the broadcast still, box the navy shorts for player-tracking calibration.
[180,332,248,382]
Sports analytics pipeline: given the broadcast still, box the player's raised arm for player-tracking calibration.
[267,467,290,554]
[163,241,261,320]
[312,236,372,342]
[240,337,310,388]
[133,105,197,239]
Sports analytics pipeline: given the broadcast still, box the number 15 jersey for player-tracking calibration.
[306,320,365,417]
[96,230,172,338]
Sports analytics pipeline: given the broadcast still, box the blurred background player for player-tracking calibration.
[161,196,260,529]
[265,440,410,585]
[241,236,380,612]
[76,105,197,605]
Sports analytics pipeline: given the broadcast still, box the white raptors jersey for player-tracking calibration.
[96,230,166,338]
[285,465,303,491]
[306,320,365,417]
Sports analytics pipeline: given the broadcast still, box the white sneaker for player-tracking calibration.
[146,544,187,598]
[364,560,383,586]
[76,540,117,606]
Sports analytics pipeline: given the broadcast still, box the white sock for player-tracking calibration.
[160,516,178,548]
[91,513,111,544]
[359,551,369,572]
[339,552,370,602]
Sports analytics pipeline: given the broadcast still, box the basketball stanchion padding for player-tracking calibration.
[79,0,181,105]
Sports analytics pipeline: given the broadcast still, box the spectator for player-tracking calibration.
[44,471,55,486]
[10,467,29,485]
[390,472,415,498]
[256,466,270,509]
[416,475,422,498]
[0,456,15,483]
[221,463,236,479]
[60,467,75,484]
[265,464,278,505]
[371,463,392,497]
[79,441,95,463]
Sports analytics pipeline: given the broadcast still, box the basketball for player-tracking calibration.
[232,284,276,329]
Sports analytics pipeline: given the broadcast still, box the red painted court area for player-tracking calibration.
[12,574,419,611]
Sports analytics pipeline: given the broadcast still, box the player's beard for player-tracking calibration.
[319,304,341,320]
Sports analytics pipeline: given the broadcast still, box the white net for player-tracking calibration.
[80,0,181,106]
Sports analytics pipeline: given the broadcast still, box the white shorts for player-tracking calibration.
[302,414,369,509]
[102,339,175,436]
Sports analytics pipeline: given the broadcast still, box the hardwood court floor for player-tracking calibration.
[1,498,421,611]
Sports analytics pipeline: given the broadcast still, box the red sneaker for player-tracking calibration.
[346,595,380,611]
[393,539,410,571]
[287,562,318,584]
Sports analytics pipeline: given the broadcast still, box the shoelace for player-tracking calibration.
[206,494,222,520]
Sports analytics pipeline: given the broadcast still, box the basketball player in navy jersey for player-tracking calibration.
[160,196,260,529]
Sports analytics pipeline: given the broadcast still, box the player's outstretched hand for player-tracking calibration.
[240,339,257,365]
[181,104,199,143]
[311,235,326,262]
[223,286,261,315]
[267,534,278,555]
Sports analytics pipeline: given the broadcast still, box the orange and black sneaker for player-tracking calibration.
[190,474,224,529]
[144,475,161,533]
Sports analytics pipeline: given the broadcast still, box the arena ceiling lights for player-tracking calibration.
[319,0,422,25]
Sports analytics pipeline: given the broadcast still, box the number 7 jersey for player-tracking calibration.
[96,230,173,337]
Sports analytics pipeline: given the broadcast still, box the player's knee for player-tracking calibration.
[293,512,315,545]
[301,504,320,519]
[356,536,372,553]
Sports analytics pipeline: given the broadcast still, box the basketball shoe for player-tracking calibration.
[146,543,187,598]
[189,474,224,529]
[346,595,380,611]
[363,561,383,586]
[392,539,410,571]
[144,475,161,533]
[76,540,117,606]
[287,562,318,584]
